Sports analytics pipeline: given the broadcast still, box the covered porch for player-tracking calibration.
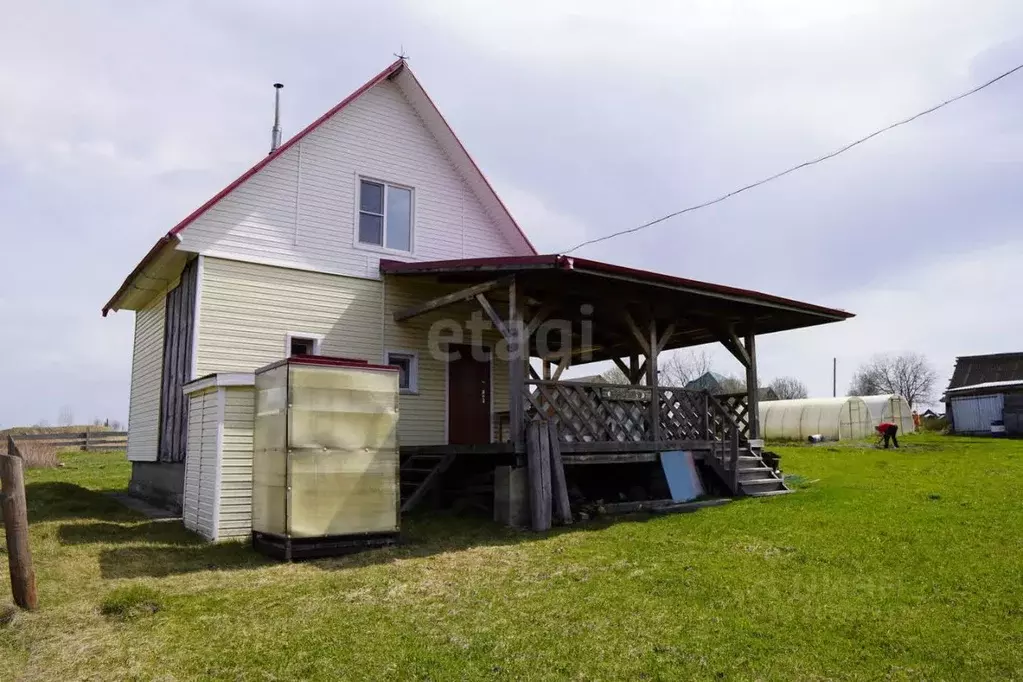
[384,254,852,524]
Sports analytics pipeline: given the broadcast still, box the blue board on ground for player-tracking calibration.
[660,451,704,502]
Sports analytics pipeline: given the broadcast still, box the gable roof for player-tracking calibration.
[103,59,536,315]
[947,352,1023,391]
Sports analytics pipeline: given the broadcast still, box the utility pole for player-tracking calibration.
[832,358,837,398]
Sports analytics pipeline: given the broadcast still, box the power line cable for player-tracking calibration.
[563,62,1023,254]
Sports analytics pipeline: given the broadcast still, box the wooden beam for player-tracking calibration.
[524,303,556,339]
[611,356,631,380]
[393,277,508,322]
[475,293,510,340]
[655,322,677,354]
[551,355,569,381]
[647,320,661,447]
[714,324,751,368]
[623,309,651,355]
[744,330,760,439]
[507,277,525,452]
[527,421,552,531]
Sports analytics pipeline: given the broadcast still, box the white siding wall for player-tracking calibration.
[197,257,509,447]
[183,387,219,540]
[178,80,527,280]
[127,295,166,462]
[219,386,255,539]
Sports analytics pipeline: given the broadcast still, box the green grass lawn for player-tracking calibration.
[2,434,1022,680]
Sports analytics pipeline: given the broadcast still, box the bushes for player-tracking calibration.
[99,585,163,621]
[15,442,60,469]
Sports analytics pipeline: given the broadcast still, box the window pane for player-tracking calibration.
[360,180,384,214]
[358,213,383,245]
[385,186,412,251]
[389,355,411,389]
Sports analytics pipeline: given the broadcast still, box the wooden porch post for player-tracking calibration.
[647,320,661,447]
[507,277,525,452]
[744,329,760,440]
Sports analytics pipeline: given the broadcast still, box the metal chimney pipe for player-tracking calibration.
[270,83,284,154]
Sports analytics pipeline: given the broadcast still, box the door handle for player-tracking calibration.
[481,389,487,404]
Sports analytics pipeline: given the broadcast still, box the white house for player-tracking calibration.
[105,59,851,535]
[104,58,535,513]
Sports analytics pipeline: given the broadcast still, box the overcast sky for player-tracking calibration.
[2,1,1022,427]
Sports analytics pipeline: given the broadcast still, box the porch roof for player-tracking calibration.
[381,255,853,361]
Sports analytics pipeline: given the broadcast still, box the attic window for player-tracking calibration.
[358,179,412,252]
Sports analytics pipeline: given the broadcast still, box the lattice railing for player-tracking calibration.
[525,381,653,443]
[524,381,739,445]
[716,392,751,440]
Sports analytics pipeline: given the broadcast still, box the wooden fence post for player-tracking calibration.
[83,430,91,452]
[0,452,37,610]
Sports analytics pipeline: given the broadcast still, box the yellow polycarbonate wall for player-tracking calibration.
[860,394,916,434]
[252,362,400,538]
[759,397,873,441]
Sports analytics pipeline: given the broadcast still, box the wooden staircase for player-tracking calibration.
[708,443,790,497]
[399,453,455,513]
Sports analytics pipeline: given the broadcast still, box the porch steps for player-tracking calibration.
[709,446,790,497]
[400,453,456,513]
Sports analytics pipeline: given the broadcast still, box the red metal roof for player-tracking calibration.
[380,254,854,319]
[103,58,536,315]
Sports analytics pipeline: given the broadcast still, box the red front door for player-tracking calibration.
[448,344,491,444]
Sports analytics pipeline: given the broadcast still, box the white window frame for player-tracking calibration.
[386,349,419,395]
[354,175,415,254]
[285,332,324,357]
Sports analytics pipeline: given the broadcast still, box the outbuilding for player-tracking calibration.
[944,353,1023,436]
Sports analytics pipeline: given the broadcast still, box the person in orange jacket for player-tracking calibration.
[876,421,899,448]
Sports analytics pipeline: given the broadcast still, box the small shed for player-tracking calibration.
[860,394,915,434]
[181,373,256,541]
[759,396,873,441]
[944,353,1023,436]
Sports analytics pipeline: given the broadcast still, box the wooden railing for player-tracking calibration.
[523,381,750,448]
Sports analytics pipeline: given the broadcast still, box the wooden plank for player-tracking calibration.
[526,422,552,531]
[562,452,659,464]
[400,443,514,456]
[611,356,631,380]
[393,277,508,321]
[655,322,677,354]
[551,355,569,381]
[559,440,714,453]
[0,454,37,610]
[475,293,510,340]
[547,424,572,524]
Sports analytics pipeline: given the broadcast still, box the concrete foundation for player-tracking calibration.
[493,465,530,527]
[128,462,185,514]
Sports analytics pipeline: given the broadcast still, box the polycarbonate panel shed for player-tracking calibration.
[251,355,400,559]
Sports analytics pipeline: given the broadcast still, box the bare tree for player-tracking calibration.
[599,366,630,384]
[659,349,713,387]
[769,376,808,400]
[57,405,74,427]
[847,352,937,407]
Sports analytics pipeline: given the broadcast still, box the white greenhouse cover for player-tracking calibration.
[759,396,873,441]
[859,394,916,433]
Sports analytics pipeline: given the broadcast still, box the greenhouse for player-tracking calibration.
[759,396,873,441]
[860,394,916,434]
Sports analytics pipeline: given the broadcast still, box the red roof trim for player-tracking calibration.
[397,68,537,255]
[380,255,853,319]
[102,59,405,315]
